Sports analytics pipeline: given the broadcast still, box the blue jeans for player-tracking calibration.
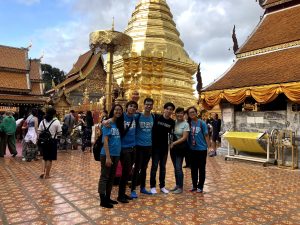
[170,149,184,188]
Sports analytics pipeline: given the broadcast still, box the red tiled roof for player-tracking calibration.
[0,45,28,70]
[30,82,42,95]
[238,4,300,54]
[0,71,29,91]
[204,46,300,91]
[29,59,42,80]
[55,74,80,90]
[0,94,47,104]
[67,50,93,77]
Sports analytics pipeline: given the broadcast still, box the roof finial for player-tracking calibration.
[232,25,239,53]
[112,17,115,31]
[27,40,32,50]
[39,50,44,60]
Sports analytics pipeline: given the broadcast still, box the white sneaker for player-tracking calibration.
[160,187,169,194]
[22,158,26,162]
[150,187,157,194]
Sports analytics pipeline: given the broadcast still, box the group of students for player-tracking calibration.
[98,98,210,208]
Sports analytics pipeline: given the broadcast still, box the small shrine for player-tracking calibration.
[47,50,107,117]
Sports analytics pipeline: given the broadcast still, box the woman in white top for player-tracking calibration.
[170,107,190,194]
[22,109,39,161]
[38,108,62,179]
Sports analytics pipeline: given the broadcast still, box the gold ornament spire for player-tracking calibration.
[113,0,198,110]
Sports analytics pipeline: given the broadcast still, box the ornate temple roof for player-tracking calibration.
[0,94,46,104]
[201,1,300,108]
[29,59,42,81]
[50,50,103,94]
[204,46,300,91]
[262,0,294,8]
[0,45,28,71]
[0,44,46,105]
[238,4,300,54]
[67,50,93,77]
[0,71,29,92]
[125,0,194,64]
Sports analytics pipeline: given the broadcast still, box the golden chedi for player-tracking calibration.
[113,0,197,111]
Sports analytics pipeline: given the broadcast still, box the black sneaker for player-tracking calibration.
[117,197,129,203]
[12,153,17,157]
[108,199,118,204]
[100,201,113,208]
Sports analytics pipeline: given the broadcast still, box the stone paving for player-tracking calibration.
[0,148,300,225]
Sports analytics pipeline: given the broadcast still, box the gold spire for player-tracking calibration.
[112,17,115,31]
[125,0,193,63]
[114,0,198,110]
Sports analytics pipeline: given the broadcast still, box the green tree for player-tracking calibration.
[41,64,66,91]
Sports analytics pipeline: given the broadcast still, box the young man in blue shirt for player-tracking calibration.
[117,101,138,203]
[131,98,155,198]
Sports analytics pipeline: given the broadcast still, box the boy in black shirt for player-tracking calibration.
[150,102,175,194]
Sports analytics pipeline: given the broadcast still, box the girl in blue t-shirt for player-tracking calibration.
[98,104,123,208]
[187,106,210,194]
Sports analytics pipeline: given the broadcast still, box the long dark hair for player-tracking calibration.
[45,108,56,122]
[109,104,124,135]
[186,106,198,127]
[85,111,94,127]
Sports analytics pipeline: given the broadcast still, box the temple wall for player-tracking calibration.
[220,102,300,168]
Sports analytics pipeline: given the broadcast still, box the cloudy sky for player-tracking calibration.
[0,0,263,87]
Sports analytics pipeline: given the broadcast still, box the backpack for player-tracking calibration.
[38,120,56,146]
[93,134,103,161]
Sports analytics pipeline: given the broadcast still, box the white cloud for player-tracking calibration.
[31,0,263,84]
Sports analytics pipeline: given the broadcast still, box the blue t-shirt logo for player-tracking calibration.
[101,123,121,156]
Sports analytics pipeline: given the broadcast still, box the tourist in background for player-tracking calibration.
[98,104,123,208]
[170,107,190,194]
[22,109,39,161]
[150,102,175,194]
[131,98,155,198]
[187,106,209,193]
[100,110,108,123]
[0,111,17,157]
[210,113,221,157]
[81,110,94,152]
[62,110,75,150]
[38,108,62,179]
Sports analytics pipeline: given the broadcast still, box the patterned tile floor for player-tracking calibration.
[1,147,300,225]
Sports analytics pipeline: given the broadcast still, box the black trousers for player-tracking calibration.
[150,147,168,188]
[184,148,191,166]
[118,147,136,197]
[98,156,120,197]
[131,146,152,191]
[190,150,207,190]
